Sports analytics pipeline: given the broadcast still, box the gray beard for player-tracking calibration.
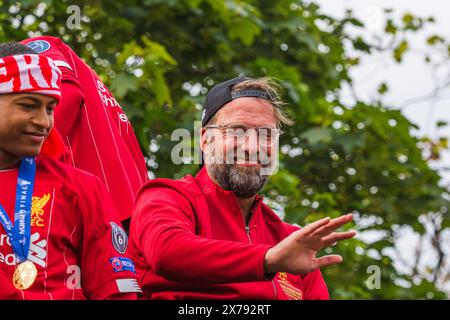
[208,164,269,198]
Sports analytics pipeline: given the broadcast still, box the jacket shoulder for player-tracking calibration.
[136,173,202,200]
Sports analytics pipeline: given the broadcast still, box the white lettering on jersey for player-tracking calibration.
[0,232,47,268]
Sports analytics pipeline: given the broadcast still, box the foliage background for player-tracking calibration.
[1,0,449,299]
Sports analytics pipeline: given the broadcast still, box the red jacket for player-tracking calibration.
[130,167,329,300]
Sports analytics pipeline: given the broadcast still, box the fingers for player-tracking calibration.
[321,231,357,247]
[301,217,331,236]
[313,213,353,237]
[314,255,343,269]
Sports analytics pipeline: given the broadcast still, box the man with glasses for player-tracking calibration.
[129,76,356,299]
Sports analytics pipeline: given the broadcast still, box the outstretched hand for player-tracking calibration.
[264,213,356,275]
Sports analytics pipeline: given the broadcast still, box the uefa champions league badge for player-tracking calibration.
[110,257,136,273]
[26,40,51,53]
[110,222,128,254]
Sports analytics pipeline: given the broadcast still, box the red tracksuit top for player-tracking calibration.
[20,36,148,221]
[129,167,329,300]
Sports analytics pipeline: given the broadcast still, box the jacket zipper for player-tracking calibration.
[243,210,277,300]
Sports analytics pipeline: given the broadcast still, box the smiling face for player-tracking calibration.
[0,93,56,165]
[200,97,279,198]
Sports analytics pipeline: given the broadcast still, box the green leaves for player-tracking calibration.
[228,18,261,45]
[352,36,372,53]
[377,82,389,95]
[3,0,448,299]
[394,40,409,62]
[300,127,333,145]
[385,19,397,35]
[116,36,176,107]
[110,73,138,99]
[427,35,445,46]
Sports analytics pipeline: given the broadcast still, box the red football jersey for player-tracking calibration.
[20,36,149,221]
[0,155,141,299]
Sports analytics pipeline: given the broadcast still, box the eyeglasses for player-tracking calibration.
[205,124,283,146]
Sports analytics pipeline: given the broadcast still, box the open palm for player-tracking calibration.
[264,214,356,275]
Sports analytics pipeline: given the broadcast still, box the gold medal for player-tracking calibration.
[13,260,37,290]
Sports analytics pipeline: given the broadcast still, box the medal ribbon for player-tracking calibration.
[0,157,36,263]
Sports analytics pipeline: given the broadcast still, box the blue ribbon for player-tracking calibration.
[0,157,36,263]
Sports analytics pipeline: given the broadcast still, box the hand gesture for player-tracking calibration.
[264,214,356,275]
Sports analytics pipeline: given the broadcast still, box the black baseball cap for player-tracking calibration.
[201,75,275,126]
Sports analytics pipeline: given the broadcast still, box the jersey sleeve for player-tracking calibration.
[76,174,142,300]
[53,67,85,138]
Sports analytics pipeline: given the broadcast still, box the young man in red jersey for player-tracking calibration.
[129,76,356,300]
[0,43,141,299]
[20,37,149,230]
